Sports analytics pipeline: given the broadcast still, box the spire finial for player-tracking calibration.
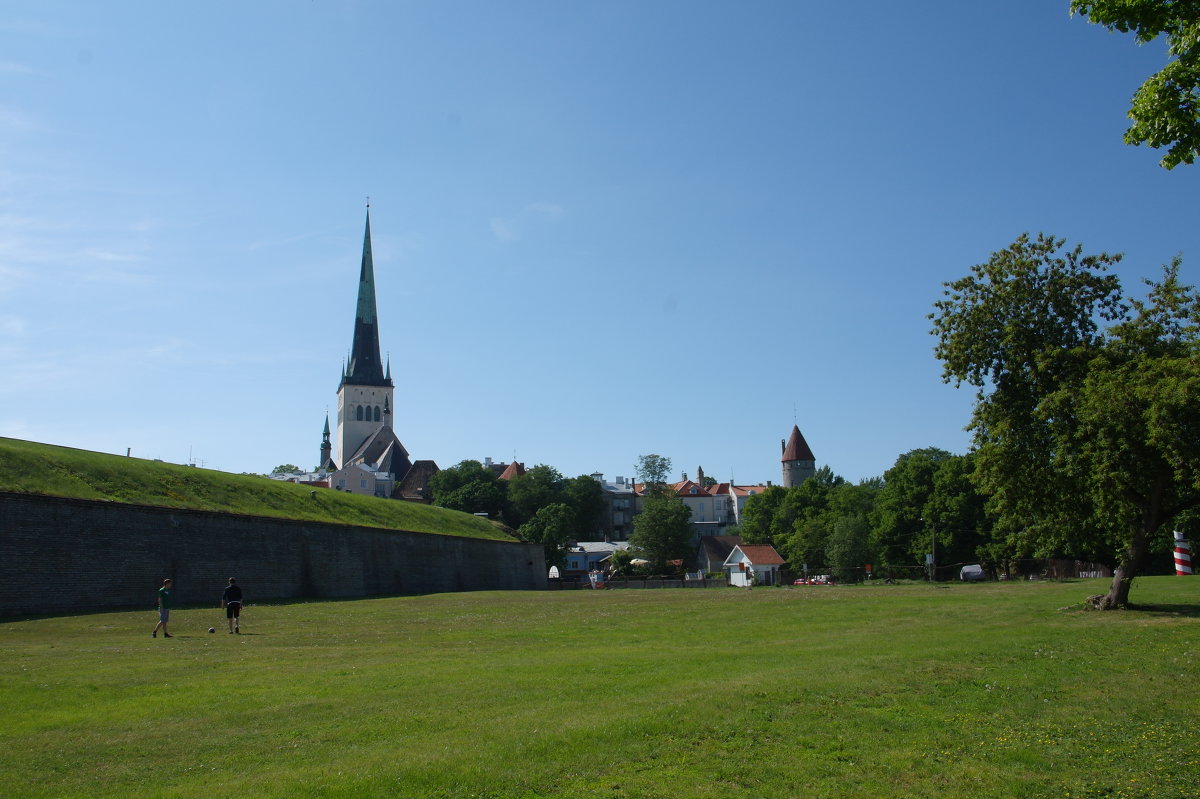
[366,195,371,209]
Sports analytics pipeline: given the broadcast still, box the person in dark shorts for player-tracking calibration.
[221,577,243,634]
[152,578,173,638]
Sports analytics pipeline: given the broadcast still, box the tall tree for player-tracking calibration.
[629,494,692,573]
[739,485,787,545]
[925,453,993,568]
[517,503,577,568]
[505,464,566,528]
[824,480,882,580]
[775,477,840,566]
[635,454,673,496]
[826,513,875,583]
[429,460,507,517]
[1071,1,1200,169]
[871,449,954,573]
[931,233,1200,607]
[564,474,606,539]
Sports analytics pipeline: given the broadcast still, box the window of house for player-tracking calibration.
[360,479,368,489]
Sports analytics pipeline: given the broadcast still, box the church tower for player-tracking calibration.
[781,424,816,488]
[319,413,332,470]
[327,208,411,484]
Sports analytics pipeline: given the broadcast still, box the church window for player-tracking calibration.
[356,406,364,421]
[374,406,381,422]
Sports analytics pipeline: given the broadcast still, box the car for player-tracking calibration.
[959,564,986,582]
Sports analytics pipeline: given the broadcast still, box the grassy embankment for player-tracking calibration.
[0,437,510,540]
[2,578,1197,798]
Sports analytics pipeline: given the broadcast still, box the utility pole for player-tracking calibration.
[921,517,936,581]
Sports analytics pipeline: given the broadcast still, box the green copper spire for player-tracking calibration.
[319,412,333,469]
[342,209,392,388]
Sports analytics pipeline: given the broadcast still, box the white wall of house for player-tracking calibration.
[724,547,782,586]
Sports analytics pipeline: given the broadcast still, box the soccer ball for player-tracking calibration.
[208,627,215,634]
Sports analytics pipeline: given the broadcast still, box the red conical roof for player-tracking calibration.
[497,461,526,480]
[781,425,815,462]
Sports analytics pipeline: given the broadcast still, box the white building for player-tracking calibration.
[724,545,786,587]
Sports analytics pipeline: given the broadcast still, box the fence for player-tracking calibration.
[547,574,729,590]
[801,558,1116,584]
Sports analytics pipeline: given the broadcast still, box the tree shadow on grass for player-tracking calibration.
[1126,603,1200,618]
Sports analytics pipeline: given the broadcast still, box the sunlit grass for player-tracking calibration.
[1,578,1197,798]
[0,437,509,540]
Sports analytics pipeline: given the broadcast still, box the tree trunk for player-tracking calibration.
[1090,523,1152,610]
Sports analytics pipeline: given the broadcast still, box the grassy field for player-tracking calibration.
[2,578,1197,799]
[0,437,510,540]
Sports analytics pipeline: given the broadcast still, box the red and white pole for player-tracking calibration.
[1174,531,1193,576]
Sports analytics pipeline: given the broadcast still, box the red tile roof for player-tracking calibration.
[737,545,786,566]
[671,479,713,496]
[497,461,526,480]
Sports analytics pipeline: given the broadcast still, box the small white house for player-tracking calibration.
[724,545,786,587]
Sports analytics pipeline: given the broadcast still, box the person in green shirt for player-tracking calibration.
[152,578,173,638]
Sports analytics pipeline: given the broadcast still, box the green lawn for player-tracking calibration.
[0,437,511,540]
[2,578,1197,798]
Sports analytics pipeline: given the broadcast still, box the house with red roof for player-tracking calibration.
[724,544,787,586]
[631,465,772,538]
[699,535,743,573]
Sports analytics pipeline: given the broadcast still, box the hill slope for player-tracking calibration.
[0,437,512,541]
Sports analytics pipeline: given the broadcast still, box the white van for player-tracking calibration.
[959,564,986,582]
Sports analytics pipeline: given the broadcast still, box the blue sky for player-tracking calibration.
[1,1,1196,485]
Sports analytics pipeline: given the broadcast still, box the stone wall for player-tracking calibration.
[0,491,545,617]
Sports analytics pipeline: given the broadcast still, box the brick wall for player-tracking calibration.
[0,491,545,617]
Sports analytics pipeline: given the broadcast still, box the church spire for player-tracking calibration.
[342,208,392,388]
[319,412,333,470]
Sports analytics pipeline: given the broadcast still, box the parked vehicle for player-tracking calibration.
[959,564,986,582]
